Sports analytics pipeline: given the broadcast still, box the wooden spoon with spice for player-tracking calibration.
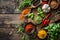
[49,0,59,9]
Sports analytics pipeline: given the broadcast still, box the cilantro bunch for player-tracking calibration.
[18,0,32,9]
[44,23,60,40]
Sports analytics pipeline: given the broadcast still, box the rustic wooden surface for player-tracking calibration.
[0,9,60,40]
[0,14,22,40]
[0,14,20,28]
[0,0,60,40]
[0,0,21,13]
[0,12,60,40]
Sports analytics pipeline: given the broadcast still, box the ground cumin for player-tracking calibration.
[50,1,58,8]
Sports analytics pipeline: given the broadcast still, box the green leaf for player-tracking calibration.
[17,22,24,33]
[40,14,45,17]
[37,7,42,13]
[18,0,32,9]
[28,13,34,19]
[17,27,24,33]
[22,35,25,40]
[34,16,42,24]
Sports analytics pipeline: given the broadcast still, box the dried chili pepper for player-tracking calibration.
[40,14,51,27]
[41,1,48,5]
[41,19,49,27]
[43,13,51,21]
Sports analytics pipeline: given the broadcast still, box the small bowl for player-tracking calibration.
[48,0,59,9]
[24,22,36,34]
[31,0,42,8]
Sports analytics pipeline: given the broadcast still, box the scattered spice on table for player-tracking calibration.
[22,8,31,15]
[19,15,25,20]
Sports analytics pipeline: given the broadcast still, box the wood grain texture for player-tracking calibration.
[0,14,20,28]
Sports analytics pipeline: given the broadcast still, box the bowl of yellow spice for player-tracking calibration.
[37,29,47,39]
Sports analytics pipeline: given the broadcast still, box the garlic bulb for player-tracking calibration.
[42,4,50,13]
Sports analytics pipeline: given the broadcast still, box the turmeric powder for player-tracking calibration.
[37,29,47,39]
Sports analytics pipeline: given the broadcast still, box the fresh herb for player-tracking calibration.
[18,0,32,9]
[34,16,42,24]
[37,7,45,18]
[44,23,60,40]
[16,0,32,12]
[22,34,25,40]
[17,22,25,40]
[28,13,34,19]
[17,22,24,33]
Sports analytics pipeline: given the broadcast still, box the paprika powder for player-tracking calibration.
[24,22,35,34]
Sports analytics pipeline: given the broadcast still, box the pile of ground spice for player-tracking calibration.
[25,24,34,33]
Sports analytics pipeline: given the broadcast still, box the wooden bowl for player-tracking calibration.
[24,22,36,34]
[48,0,59,9]
[31,0,42,8]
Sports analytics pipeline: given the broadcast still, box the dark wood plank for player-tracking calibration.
[0,14,20,28]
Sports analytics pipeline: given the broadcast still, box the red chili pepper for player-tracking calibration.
[41,1,48,5]
[41,19,49,27]
[40,14,51,27]
[43,13,51,21]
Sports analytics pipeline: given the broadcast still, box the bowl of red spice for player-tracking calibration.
[24,22,36,34]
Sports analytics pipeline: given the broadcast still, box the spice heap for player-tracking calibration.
[49,0,59,9]
[37,29,47,39]
[17,0,60,40]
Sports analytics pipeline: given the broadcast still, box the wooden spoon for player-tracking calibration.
[29,0,42,8]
